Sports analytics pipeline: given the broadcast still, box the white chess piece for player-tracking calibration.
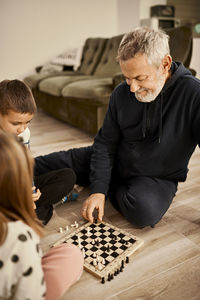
[93,259,97,266]
[78,237,82,248]
[97,262,103,271]
[82,248,85,258]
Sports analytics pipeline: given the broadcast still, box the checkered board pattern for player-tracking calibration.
[53,221,144,279]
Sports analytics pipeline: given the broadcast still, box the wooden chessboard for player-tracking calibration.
[52,221,144,282]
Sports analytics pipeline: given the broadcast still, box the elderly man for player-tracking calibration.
[35,27,200,228]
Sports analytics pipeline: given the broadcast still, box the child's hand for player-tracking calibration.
[32,187,41,209]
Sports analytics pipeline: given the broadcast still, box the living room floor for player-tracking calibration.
[30,110,200,300]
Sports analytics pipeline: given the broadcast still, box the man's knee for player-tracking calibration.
[115,187,169,228]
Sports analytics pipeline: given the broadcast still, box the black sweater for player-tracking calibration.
[90,62,200,195]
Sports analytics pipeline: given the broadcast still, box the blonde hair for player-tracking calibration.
[0,131,43,245]
[117,27,170,67]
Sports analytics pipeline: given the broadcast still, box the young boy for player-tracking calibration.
[0,79,76,224]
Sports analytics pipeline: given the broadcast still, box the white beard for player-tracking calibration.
[135,73,166,103]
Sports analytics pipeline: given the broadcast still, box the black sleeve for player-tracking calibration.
[89,92,121,195]
[190,85,200,147]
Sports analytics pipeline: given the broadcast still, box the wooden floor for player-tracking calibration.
[30,110,200,300]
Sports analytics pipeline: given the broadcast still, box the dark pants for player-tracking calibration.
[34,168,76,224]
[35,146,177,227]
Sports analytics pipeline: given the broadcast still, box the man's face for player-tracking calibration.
[0,110,34,135]
[120,53,169,103]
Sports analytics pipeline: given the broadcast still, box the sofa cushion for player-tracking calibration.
[39,75,92,96]
[24,71,76,89]
[93,34,123,76]
[77,38,108,75]
[61,77,113,103]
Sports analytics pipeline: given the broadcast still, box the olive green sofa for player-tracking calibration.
[25,34,123,135]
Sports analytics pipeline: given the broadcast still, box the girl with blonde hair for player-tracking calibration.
[0,132,83,300]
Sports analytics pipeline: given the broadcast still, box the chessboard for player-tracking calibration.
[52,221,144,283]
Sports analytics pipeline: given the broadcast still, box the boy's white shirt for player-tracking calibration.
[18,127,30,148]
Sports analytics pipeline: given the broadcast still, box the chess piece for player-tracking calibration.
[82,248,85,258]
[78,237,82,248]
[98,262,103,271]
[75,221,79,228]
[101,277,105,284]
[93,259,97,266]
[121,260,124,268]
[71,221,78,227]
[125,256,129,263]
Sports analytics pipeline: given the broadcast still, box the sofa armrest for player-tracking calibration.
[112,72,124,88]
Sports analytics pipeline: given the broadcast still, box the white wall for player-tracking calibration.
[0,0,118,81]
[117,0,140,34]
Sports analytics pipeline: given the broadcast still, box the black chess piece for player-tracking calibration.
[125,256,129,263]
[121,260,124,268]
[101,277,105,284]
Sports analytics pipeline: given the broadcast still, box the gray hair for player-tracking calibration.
[117,27,170,67]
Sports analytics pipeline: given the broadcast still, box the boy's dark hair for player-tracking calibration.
[0,79,37,115]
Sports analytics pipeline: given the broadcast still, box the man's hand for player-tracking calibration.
[32,187,41,209]
[81,193,105,223]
